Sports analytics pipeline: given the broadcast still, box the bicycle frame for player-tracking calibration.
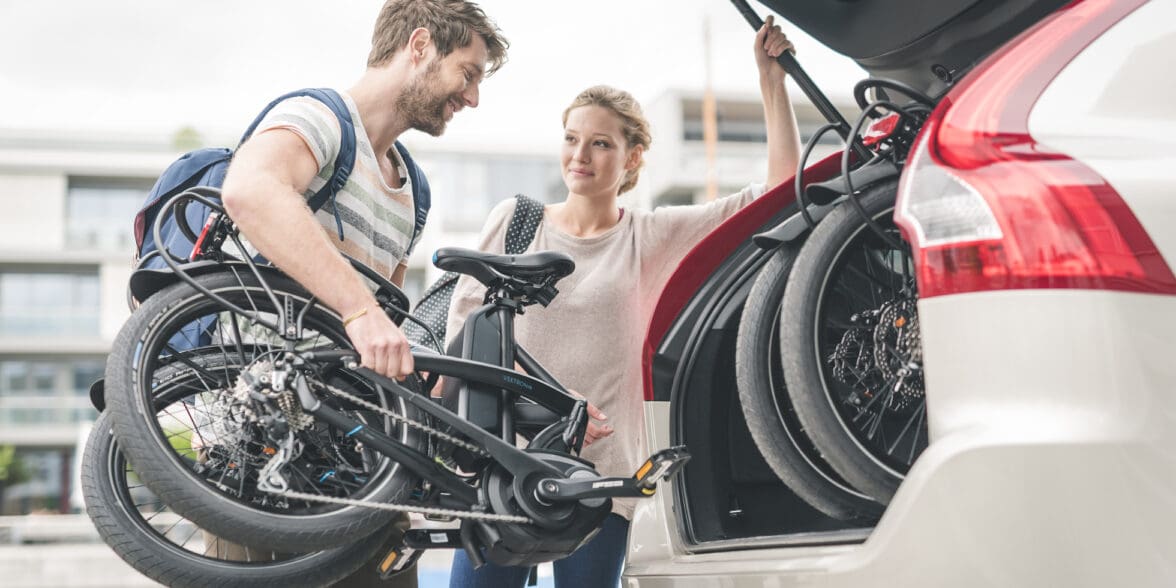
[288,350,583,506]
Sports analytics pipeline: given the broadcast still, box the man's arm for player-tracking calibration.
[391,262,409,288]
[221,129,414,378]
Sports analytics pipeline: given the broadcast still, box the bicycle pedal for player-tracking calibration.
[404,528,463,549]
[377,544,423,579]
[633,445,692,494]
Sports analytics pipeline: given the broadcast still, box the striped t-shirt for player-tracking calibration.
[252,92,419,278]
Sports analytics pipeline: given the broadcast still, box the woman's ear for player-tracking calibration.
[625,144,645,171]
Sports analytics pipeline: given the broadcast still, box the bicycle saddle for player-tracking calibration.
[433,247,575,288]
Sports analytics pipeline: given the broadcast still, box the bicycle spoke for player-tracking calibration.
[228,313,249,365]
[841,259,894,299]
[888,400,926,459]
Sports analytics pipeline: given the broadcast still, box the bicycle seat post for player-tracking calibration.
[490,286,520,443]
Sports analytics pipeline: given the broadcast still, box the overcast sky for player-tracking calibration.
[0,0,864,149]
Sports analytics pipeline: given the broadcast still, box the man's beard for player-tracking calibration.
[397,61,451,137]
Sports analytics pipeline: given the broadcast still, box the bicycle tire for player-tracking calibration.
[780,181,926,504]
[105,270,425,552]
[735,244,883,522]
[84,409,390,588]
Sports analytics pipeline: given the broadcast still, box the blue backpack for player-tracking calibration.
[133,87,431,271]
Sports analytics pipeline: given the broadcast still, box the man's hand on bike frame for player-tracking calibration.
[344,306,415,379]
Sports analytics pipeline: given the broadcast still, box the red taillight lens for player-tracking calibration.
[894,0,1176,298]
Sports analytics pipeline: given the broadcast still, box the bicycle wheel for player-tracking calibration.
[105,270,425,552]
[780,181,927,504]
[736,245,883,522]
[84,407,391,588]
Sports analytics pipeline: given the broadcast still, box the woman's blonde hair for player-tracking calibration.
[562,85,652,195]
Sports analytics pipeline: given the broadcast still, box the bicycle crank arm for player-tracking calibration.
[404,528,464,549]
[536,446,692,502]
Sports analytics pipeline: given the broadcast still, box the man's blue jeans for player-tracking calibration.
[448,514,630,588]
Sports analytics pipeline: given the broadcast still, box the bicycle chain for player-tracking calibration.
[269,488,533,524]
[310,379,490,458]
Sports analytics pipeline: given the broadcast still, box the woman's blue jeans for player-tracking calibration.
[448,514,630,588]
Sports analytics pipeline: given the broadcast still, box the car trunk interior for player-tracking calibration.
[659,234,868,546]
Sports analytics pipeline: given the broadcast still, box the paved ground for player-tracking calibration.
[0,544,555,587]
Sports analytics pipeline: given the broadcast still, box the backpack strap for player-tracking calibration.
[239,88,358,241]
[504,194,545,255]
[393,141,431,254]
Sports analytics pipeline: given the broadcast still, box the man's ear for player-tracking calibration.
[407,27,434,65]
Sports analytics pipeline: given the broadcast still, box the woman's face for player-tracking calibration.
[561,105,641,198]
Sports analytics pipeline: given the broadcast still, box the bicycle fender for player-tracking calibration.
[128,260,288,302]
[805,158,900,205]
[753,200,841,249]
[755,158,902,249]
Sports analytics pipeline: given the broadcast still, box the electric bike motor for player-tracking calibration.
[471,450,612,567]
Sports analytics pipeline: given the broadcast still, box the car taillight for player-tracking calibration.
[894,0,1176,298]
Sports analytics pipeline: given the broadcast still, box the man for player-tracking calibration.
[219,1,508,584]
[223,0,507,381]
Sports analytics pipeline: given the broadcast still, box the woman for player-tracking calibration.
[446,16,800,588]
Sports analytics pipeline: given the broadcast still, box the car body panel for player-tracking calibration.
[1028,0,1176,267]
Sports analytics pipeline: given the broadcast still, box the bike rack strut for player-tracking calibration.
[728,0,872,162]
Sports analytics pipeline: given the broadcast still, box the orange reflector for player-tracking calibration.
[636,461,653,480]
[895,316,907,328]
[262,447,276,456]
[379,550,399,572]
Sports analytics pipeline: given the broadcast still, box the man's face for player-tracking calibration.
[398,34,489,137]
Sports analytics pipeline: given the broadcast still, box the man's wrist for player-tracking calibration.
[342,307,371,328]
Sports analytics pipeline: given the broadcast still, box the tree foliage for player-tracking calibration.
[0,445,30,486]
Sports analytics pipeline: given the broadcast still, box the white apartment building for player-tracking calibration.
[0,90,847,516]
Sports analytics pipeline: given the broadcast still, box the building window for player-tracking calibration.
[66,177,153,251]
[0,357,102,427]
[420,155,561,232]
[681,99,773,144]
[0,271,100,336]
